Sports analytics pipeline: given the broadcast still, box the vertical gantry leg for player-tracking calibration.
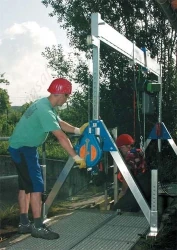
[92,41,100,120]
[111,128,118,204]
[91,13,101,120]
[148,170,158,236]
[41,164,47,220]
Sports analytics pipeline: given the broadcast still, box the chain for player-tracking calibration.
[140,135,145,152]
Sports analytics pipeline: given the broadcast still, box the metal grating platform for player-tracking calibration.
[7,210,149,250]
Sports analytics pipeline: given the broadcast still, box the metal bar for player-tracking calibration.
[44,157,74,217]
[42,143,46,165]
[91,14,101,120]
[103,152,108,210]
[168,138,177,156]
[42,165,47,193]
[111,128,118,204]
[148,170,158,236]
[0,137,9,141]
[91,13,160,76]
[158,63,163,152]
[110,151,150,224]
[41,143,47,219]
[0,175,18,180]
[158,64,163,124]
[150,63,163,235]
[92,45,100,119]
[41,164,47,220]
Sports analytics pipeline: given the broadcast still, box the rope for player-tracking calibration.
[132,43,148,150]
[136,67,143,135]
[133,91,136,140]
[132,42,136,139]
[133,63,144,148]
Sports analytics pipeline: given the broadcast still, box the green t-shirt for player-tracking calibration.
[9,97,61,148]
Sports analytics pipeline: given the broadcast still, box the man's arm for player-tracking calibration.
[59,120,88,135]
[52,129,76,157]
[59,120,75,134]
[52,129,86,169]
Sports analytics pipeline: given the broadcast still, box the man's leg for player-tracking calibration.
[18,190,31,226]
[9,146,59,239]
[30,192,42,218]
[18,190,30,214]
[18,190,43,226]
[30,192,43,228]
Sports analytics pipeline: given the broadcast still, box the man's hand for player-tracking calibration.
[74,123,89,135]
[79,123,89,134]
[73,155,86,169]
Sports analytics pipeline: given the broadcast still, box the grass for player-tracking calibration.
[0,200,75,245]
[0,201,71,230]
[0,203,19,228]
[0,185,104,228]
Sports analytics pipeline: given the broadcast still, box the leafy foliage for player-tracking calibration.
[42,0,177,140]
[42,44,90,124]
[41,0,177,183]
[42,45,74,78]
[38,142,69,160]
[0,1,177,178]
[0,73,10,85]
[0,89,10,114]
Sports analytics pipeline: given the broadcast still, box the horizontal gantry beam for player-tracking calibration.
[91,13,160,76]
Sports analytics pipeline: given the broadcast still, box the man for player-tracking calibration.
[8,78,88,240]
[113,134,151,212]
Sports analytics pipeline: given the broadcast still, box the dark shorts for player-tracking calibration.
[113,170,151,212]
[8,146,44,193]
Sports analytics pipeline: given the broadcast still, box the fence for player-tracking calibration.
[0,138,89,208]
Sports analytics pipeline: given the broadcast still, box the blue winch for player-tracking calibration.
[75,120,117,169]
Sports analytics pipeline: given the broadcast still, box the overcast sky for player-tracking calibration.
[0,0,71,106]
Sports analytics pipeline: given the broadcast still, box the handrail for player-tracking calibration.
[0,137,9,141]
[0,137,15,180]
[0,175,18,180]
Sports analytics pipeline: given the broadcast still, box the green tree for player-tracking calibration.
[59,91,89,125]
[0,73,10,85]
[0,88,11,136]
[42,45,73,78]
[42,44,89,124]
[0,88,10,114]
[42,0,176,139]
[0,72,10,115]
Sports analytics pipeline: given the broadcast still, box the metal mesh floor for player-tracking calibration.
[7,210,149,250]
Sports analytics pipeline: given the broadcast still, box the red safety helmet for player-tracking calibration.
[47,78,72,94]
[116,134,134,148]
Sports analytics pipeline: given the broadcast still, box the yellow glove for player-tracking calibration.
[74,123,89,135]
[79,123,89,134]
[73,155,86,169]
